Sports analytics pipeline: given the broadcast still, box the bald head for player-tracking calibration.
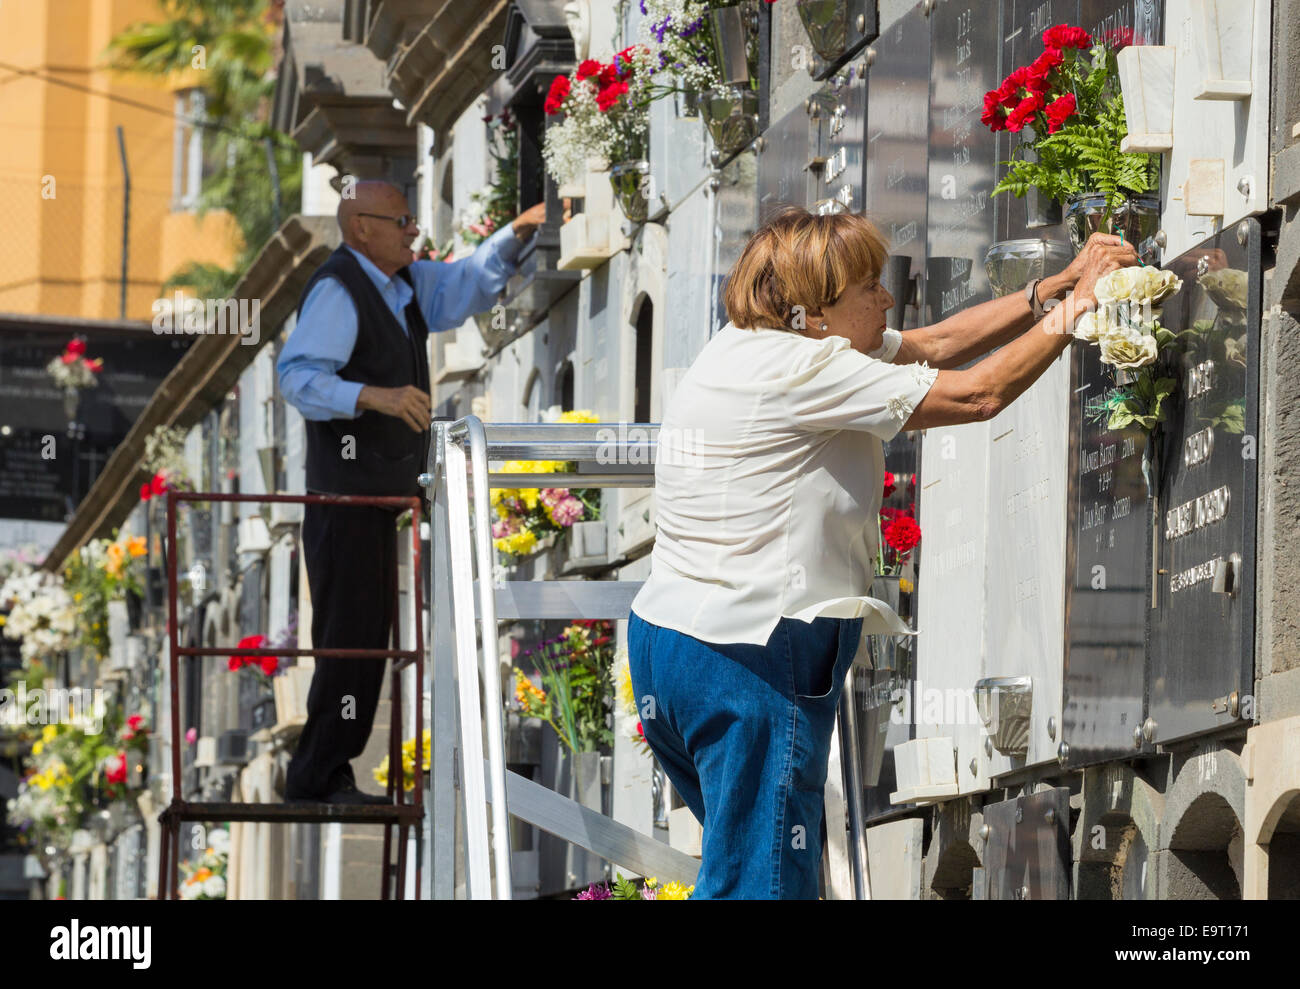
[337,180,420,276]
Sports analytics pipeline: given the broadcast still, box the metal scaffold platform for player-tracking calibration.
[159,491,425,900]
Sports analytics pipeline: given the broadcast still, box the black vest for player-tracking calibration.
[297,247,431,497]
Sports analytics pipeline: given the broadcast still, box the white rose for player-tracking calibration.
[1098,327,1158,369]
[1073,310,1103,342]
[1094,267,1144,305]
[1135,266,1181,306]
[202,875,226,899]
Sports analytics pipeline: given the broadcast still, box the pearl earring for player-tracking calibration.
[820,322,828,331]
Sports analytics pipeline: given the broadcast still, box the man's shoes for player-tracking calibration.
[285,780,392,806]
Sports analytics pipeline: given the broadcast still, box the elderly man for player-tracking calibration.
[278,180,545,804]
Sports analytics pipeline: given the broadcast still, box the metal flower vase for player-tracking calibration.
[983,238,1073,298]
[1064,193,1161,262]
[699,87,760,156]
[706,1,760,87]
[609,160,650,222]
[796,0,850,61]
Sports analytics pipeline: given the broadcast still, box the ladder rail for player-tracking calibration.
[442,435,493,898]
[463,415,514,901]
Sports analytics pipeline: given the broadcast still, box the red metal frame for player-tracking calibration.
[158,490,425,900]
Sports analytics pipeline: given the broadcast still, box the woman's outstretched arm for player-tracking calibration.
[893,234,1138,369]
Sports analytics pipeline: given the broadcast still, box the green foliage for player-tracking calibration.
[610,873,643,899]
[106,0,301,295]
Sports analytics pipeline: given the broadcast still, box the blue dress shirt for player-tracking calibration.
[277,225,527,420]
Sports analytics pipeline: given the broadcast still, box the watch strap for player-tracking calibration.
[1025,277,1046,320]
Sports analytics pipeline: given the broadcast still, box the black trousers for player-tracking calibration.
[285,502,398,798]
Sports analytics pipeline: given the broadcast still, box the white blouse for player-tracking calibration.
[631,322,937,648]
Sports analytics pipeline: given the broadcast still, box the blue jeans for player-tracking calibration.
[627,610,863,899]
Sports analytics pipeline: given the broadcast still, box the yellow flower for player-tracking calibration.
[557,410,599,424]
[899,578,914,594]
[520,488,539,511]
[31,741,43,756]
[43,724,58,743]
[126,536,147,558]
[617,662,636,716]
[656,881,695,900]
[0,615,5,626]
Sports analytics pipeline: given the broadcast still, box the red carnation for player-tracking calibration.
[596,80,628,112]
[104,753,127,785]
[981,90,1009,131]
[1044,93,1077,134]
[149,471,168,496]
[140,482,152,502]
[1042,24,1092,50]
[1101,27,1134,50]
[1029,47,1063,77]
[883,515,922,554]
[576,59,602,81]
[543,74,571,115]
[259,655,279,677]
[65,338,86,357]
[883,471,896,498]
[1005,92,1045,132]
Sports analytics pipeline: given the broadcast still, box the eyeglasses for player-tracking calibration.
[358,212,417,229]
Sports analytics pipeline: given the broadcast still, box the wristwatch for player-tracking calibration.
[1025,277,1047,320]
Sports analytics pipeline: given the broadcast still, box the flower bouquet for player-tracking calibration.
[373,730,430,793]
[0,566,78,663]
[983,24,1160,252]
[491,410,602,565]
[459,109,519,247]
[62,535,147,661]
[511,619,615,755]
[179,828,229,900]
[46,338,103,391]
[575,873,694,899]
[1075,264,1183,439]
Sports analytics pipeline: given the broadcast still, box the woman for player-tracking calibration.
[628,207,1136,899]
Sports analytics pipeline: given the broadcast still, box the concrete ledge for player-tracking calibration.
[1155,743,1248,899]
[1242,715,1300,898]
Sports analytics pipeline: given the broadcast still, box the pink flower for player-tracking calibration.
[492,520,511,539]
[550,497,585,527]
[185,727,197,745]
[539,487,567,507]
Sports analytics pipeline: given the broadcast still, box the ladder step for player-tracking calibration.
[491,766,700,886]
[477,581,644,620]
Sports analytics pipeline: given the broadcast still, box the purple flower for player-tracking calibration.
[681,16,705,38]
[576,882,611,900]
[653,17,672,43]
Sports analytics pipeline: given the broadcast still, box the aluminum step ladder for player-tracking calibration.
[421,416,702,899]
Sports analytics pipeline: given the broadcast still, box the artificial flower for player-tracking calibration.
[883,516,922,554]
[883,471,896,498]
[1042,24,1092,49]
[1044,92,1076,133]
[1098,327,1158,370]
[127,536,147,557]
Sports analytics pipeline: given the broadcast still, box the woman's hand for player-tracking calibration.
[1068,234,1142,310]
[1058,233,1141,305]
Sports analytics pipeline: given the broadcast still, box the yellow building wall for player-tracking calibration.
[0,0,240,321]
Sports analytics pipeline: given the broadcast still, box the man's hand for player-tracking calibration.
[511,202,548,241]
[357,385,431,433]
[1055,233,1141,296]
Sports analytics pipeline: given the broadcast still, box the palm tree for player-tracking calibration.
[105,0,300,297]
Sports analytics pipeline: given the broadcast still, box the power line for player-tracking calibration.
[0,60,295,150]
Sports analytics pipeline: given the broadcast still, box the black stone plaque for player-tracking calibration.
[925,0,1002,322]
[757,99,821,220]
[0,329,190,521]
[1063,342,1149,767]
[1078,0,1161,49]
[1147,223,1259,744]
[810,55,867,214]
[979,787,1072,899]
[864,2,929,329]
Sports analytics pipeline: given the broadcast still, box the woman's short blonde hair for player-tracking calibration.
[723,207,890,331]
